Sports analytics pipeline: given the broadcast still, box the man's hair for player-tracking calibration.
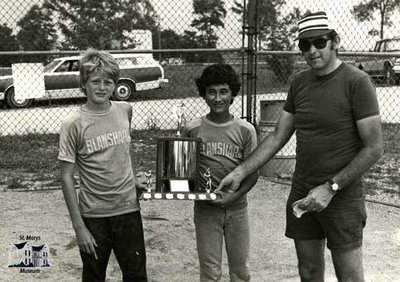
[195,64,241,98]
[329,30,340,54]
[79,48,120,94]
[329,30,339,40]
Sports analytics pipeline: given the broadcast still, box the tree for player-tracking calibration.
[152,29,185,61]
[42,0,158,50]
[191,0,227,48]
[151,28,222,63]
[232,0,305,83]
[152,28,183,55]
[351,0,400,39]
[16,4,58,55]
[0,24,19,66]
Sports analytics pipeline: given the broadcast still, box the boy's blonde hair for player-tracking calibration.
[79,49,120,94]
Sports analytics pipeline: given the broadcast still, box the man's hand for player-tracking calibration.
[215,169,244,194]
[297,182,336,212]
[75,226,98,260]
[213,190,242,209]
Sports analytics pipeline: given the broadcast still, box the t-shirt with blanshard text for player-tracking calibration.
[182,116,257,209]
[58,101,139,218]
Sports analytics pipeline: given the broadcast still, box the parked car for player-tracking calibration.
[356,37,400,85]
[0,53,169,108]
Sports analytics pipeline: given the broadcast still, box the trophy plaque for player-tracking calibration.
[141,103,216,201]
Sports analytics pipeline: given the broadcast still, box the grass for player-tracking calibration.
[0,125,398,196]
[0,134,59,172]
[363,123,400,195]
[0,64,398,195]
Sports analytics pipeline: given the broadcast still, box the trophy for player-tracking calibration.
[141,102,217,200]
[156,103,202,194]
[144,170,153,193]
[174,103,185,136]
[203,168,212,194]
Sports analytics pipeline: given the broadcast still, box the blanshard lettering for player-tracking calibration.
[85,130,130,153]
[202,142,242,159]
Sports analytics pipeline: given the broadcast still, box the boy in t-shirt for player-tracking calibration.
[58,49,147,281]
[182,64,258,281]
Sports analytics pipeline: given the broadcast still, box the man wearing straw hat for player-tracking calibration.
[216,11,383,281]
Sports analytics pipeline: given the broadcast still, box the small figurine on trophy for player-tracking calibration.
[174,103,185,136]
[203,168,212,194]
[144,170,153,193]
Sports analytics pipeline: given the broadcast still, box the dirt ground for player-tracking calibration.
[1,178,399,282]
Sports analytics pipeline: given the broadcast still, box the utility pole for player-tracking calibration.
[158,16,162,62]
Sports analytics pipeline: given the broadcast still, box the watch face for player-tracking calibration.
[332,183,339,191]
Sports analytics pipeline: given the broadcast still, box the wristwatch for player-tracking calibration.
[327,179,340,192]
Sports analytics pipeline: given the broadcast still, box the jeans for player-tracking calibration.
[80,211,147,282]
[194,203,250,282]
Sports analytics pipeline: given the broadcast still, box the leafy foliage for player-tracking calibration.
[152,0,227,63]
[351,0,400,39]
[191,0,227,48]
[6,0,228,64]
[232,0,305,83]
[37,0,158,50]
[16,4,58,63]
[0,24,19,66]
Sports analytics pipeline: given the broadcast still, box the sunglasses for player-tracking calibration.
[298,38,331,52]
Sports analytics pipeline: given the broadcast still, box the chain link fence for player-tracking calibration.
[0,0,398,195]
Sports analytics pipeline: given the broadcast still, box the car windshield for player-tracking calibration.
[44,59,62,72]
[386,40,400,52]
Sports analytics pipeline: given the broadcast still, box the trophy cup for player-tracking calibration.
[156,103,202,195]
[146,103,216,200]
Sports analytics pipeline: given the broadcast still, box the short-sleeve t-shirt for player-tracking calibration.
[283,63,380,186]
[182,116,257,209]
[58,101,140,218]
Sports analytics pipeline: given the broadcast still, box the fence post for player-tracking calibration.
[245,0,257,124]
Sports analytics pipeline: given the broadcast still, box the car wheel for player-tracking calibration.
[114,81,135,101]
[5,87,33,108]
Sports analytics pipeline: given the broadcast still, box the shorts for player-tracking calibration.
[285,178,367,251]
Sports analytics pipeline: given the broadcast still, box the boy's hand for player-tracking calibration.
[135,181,147,199]
[75,226,98,260]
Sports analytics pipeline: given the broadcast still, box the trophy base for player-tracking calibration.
[141,192,217,201]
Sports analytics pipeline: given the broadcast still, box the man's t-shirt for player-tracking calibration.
[58,101,140,218]
[284,63,380,186]
[182,116,257,209]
